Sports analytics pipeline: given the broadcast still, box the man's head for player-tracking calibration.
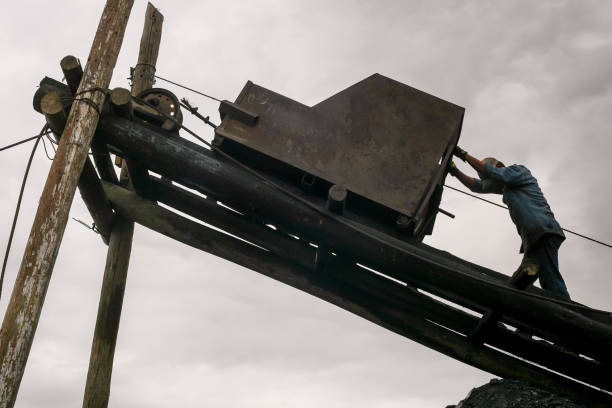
[478,157,505,184]
[483,157,505,169]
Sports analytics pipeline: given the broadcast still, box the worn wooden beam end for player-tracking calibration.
[40,92,66,138]
[60,55,83,95]
[110,87,133,120]
[82,3,162,408]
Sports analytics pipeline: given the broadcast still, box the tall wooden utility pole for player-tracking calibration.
[0,1,134,407]
[82,3,163,407]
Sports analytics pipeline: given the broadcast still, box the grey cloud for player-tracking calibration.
[1,1,611,407]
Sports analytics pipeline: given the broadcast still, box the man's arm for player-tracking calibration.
[448,162,482,192]
[454,146,486,173]
[455,146,529,187]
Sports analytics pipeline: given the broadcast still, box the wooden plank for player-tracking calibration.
[149,177,315,268]
[101,181,612,408]
[82,3,163,408]
[97,115,612,364]
[0,2,134,407]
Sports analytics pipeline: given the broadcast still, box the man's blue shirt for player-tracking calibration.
[472,163,565,253]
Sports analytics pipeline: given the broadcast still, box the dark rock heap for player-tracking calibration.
[446,378,585,408]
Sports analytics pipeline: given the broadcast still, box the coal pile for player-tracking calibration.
[446,378,585,408]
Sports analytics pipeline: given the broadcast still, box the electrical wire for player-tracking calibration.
[0,131,52,152]
[41,136,54,161]
[1,125,48,301]
[444,184,612,249]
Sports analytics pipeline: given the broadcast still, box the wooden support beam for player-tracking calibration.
[131,1,163,97]
[148,176,612,392]
[101,181,612,408]
[83,3,162,408]
[470,261,539,342]
[123,156,151,197]
[91,138,119,184]
[60,56,119,185]
[60,55,84,95]
[97,115,612,364]
[40,92,114,243]
[109,86,150,195]
[149,177,315,268]
[41,92,67,137]
[0,2,133,407]
[109,87,134,120]
[82,220,133,408]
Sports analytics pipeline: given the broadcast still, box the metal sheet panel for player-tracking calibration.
[215,74,464,217]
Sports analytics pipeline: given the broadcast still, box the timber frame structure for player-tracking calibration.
[1,1,612,407]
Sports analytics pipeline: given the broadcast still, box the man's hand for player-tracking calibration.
[448,161,459,177]
[453,146,468,162]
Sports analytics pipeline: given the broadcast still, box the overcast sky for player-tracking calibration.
[1,1,611,407]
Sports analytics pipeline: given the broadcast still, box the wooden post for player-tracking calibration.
[130,2,163,97]
[82,3,163,407]
[60,55,119,185]
[0,1,133,407]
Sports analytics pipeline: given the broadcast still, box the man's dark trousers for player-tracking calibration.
[525,234,571,300]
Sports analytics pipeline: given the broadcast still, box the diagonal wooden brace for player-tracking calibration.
[41,92,115,244]
[469,259,539,343]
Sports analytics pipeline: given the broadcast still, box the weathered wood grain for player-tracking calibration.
[82,4,163,408]
[40,92,114,244]
[147,176,612,392]
[131,1,163,97]
[149,177,315,268]
[0,1,134,407]
[102,181,612,408]
[60,55,84,96]
[97,115,612,364]
[81,219,133,408]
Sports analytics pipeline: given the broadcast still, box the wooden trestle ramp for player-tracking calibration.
[0,1,611,407]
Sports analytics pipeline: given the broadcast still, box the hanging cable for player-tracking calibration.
[444,184,612,249]
[0,131,52,152]
[1,125,48,301]
[41,136,55,161]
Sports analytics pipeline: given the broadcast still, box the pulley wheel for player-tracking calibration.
[137,88,183,132]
